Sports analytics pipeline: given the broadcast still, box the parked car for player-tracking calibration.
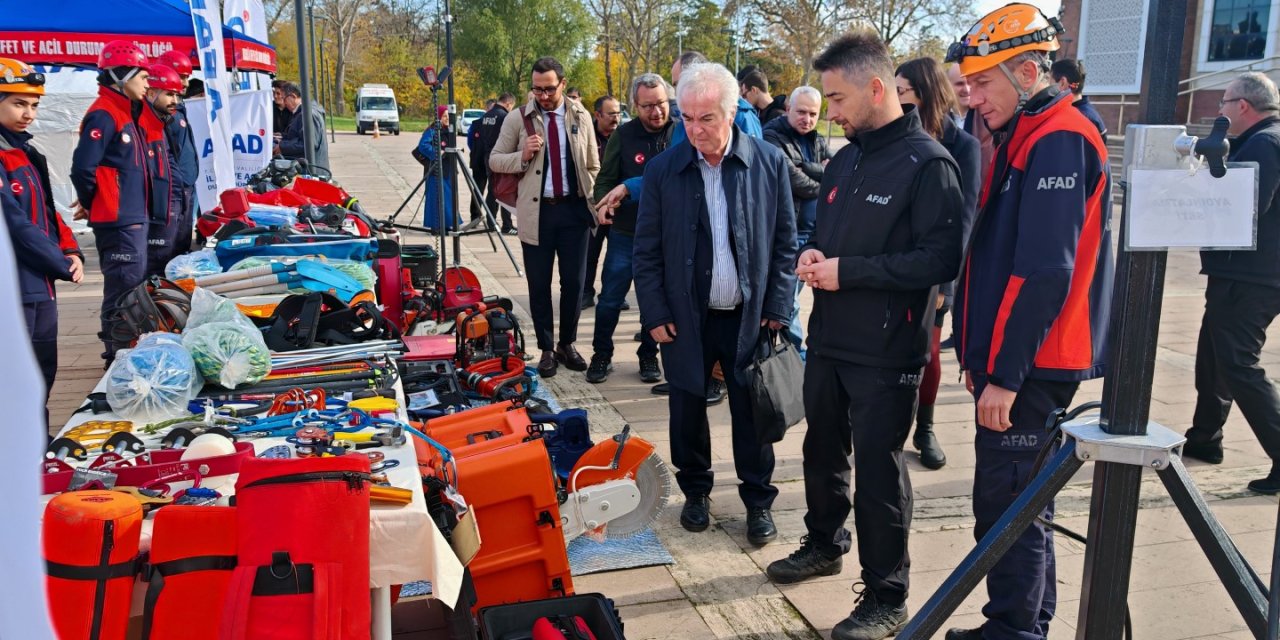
[459,109,486,134]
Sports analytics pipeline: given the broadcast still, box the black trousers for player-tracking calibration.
[971,374,1077,640]
[802,355,920,605]
[521,199,591,351]
[469,168,489,223]
[668,307,777,508]
[24,299,58,431]
[583,225,608,300]
[1189,276,1280,464]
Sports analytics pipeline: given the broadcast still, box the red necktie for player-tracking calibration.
[547,112,564,198]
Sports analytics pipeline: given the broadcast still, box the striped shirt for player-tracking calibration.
[696,131,742,310]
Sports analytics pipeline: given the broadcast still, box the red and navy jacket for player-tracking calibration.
[954,89,1115,392]
[0,126,81,303]
[70,86,154,228]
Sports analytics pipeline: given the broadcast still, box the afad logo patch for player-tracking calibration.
[827,186,838,204]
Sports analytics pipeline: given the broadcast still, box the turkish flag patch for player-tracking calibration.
[634,152,645,164]
[827,186,838,204]
[89,128,103,140]
[10,180,23,196]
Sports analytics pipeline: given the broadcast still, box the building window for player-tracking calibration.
[1208,0,1270,61]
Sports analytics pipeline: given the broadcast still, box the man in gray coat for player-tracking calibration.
[632,62,797,547]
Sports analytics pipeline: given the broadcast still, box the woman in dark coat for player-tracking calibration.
[895,56,982,470]
[416,105,458,232]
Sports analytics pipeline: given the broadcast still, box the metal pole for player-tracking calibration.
[293,0,315,169]
[308,4,319,106]
[1075,0,1190,636]
[445,0,461,265]
[320,39,335,143]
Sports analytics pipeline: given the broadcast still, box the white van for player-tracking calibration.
[355,84,400,135]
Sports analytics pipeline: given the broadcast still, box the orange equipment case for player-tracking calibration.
[44,490,144,640]
[142,506,238,640]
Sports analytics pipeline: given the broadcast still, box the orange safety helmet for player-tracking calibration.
[945,3,1065,77]
[155,49,194,78]
[0,58,45,96]
[146,64,184,93]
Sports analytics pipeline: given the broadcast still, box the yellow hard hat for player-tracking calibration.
[0,58,45,96]
[945,3,1064,77]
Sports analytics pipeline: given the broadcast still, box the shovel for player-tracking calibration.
[193,262,292,287]
[295,260,364,302]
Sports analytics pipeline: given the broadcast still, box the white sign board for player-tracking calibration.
[191,0,237,204]
[1126,164,1259,250]
[187,90,273,211]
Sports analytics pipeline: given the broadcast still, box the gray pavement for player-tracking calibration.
[48,130,1280,639]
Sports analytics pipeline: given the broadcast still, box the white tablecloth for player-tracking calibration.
[51,376,465,607]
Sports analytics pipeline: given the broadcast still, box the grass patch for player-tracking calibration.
[326,116,431,133]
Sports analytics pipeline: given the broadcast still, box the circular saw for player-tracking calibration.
[560,425,672,542]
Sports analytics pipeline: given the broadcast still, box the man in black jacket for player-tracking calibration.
[765,32,963,640]
[471,93,516,232]
[587,74,673,384]
[275,82,329,172]
[763,85,833,359]
[1184,72,1280,494]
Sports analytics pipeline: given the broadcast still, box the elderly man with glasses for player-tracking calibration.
[1183,72,1280,495]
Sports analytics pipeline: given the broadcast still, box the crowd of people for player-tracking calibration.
[451,3,1280,639]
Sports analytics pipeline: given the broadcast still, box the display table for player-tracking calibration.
[50,377,464,640]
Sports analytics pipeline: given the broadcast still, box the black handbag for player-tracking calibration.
[748,329,805,443]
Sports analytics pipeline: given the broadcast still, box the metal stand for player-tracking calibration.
[899,415,1270,638]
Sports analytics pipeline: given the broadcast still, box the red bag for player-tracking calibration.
[220,456,373,640]
[44,490,143,640]
[492,112,536,208]
[532,616,598,640]
[143,506,237,640]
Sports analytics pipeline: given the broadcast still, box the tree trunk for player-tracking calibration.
[334,38,348,116]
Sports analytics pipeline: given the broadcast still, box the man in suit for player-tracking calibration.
[633,62,797,548]
[489,57,600,378]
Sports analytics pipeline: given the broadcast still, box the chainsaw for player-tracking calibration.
[559,425,671,542]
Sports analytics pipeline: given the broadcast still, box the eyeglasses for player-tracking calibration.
[1220,97,1248,108]
[0,71,45,88]
[531,85,561,96]
[637,102,667,112]
[896,86,914,97]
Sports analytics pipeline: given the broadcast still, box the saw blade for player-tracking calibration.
[603,452,672,539]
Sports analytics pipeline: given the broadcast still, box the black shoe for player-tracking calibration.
[940,335,955,351]
[680,494,711,532]
[555,344,588,371]
[944,629,984,640]
[651,382,670,395]
[1248,473,1280,494]
[706,378,726,406]
[585,354,613,383]
[581,296,595,310]
[746,508,777,546]
[1181,436,1224,464]
[914,405,947,470]
[633,331,643,342]
[766,534,842,584]
[638,356,662,383]
[620,300,631,310]
[537,350,558,378]
[831,583,908,640]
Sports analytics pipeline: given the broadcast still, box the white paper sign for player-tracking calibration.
[187,90,273,211]
[1126,165,1259,250]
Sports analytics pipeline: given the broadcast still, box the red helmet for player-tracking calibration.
[98,40,148,70]
[155,49,193,78]
[146,64,184,92]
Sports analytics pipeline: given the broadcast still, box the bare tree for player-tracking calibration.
[855,0,972,53]
[612,0,678,96]
[729,0,855,84]
[261,0,294,33]
[585,0,619,96]
[313,0,371,116]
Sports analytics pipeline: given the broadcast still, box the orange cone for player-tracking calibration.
[372,120,381,139]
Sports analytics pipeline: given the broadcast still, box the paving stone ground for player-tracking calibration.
[49,130,1280,639]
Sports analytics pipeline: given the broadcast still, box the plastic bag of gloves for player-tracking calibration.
[106,332,204,422]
